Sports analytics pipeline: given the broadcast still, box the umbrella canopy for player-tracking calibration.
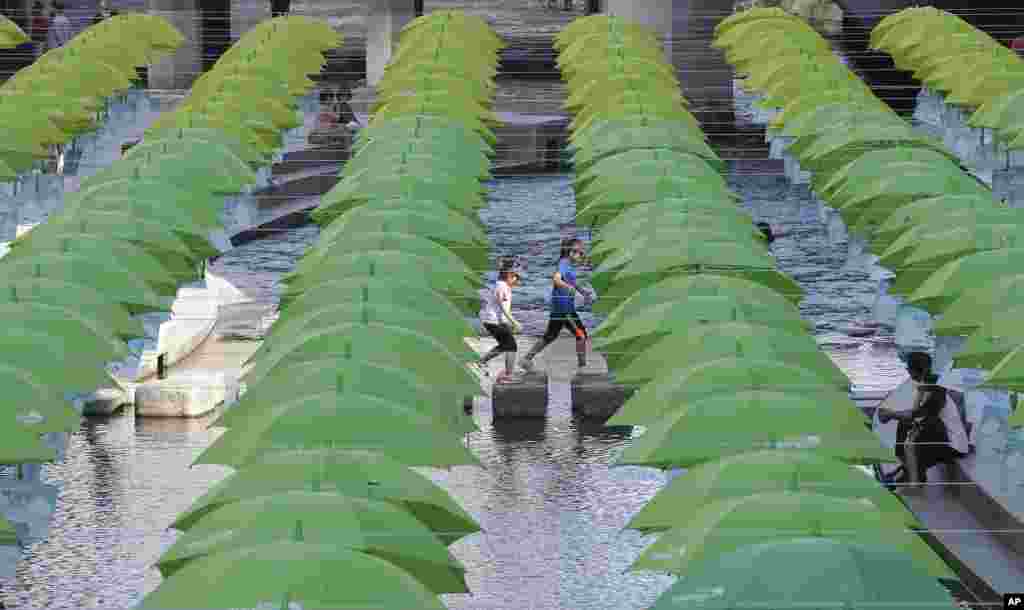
[951,312,1024,370]
[156,491,467,593]
[241,323,479,394]
[906,248,1024,313]
[933,274,1024,336]
[0,277,144,339]
[172,448,480,544]
[279,251,483,298]
[0,425,57,464]
[214,359,476,436]
[608,323,847,388]
[277,275,478,319]
[626,449,917,532]
[632,491,953,578]
[615,390,889,468]
[0,327,126,392]
[869,195,1008,251]
[593,297,812,367]
[138,543,449,610]
[606,359,852,427]
[648,538,959,610]
[0,365,81,433]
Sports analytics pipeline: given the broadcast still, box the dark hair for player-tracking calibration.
[906,351,931,381]
[756,222,774,244]
[497,256,518,282]
[560,238,583,260]
[53,1,63,10]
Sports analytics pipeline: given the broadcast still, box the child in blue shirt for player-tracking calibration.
[520,238,592,371]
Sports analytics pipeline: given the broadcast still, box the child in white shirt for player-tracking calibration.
[475,258,523,382]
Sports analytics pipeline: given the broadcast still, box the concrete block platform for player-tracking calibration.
[492,372,549,418]
[465,335,634,419]
[571,373,636,420]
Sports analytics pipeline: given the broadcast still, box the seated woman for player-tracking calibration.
[879,371,967,487]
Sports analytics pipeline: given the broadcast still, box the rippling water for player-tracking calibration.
[2,167,908,609]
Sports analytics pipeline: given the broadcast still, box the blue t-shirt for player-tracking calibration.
[551,257,577,316]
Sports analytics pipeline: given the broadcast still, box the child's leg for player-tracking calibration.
[522,319,561,367]
[567,313,587,367]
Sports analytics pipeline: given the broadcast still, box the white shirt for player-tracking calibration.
[479,280,511,325]
[874,378,970,456]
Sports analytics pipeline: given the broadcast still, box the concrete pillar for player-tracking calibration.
[231,0,264,42]
[365,0,417,88]
[601,0,734,125]
[147,0,201,90]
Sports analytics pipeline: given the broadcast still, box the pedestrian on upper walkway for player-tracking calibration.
[45,2,72,51]
[520,238,593,371]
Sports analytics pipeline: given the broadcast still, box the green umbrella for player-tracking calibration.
[817,148,959,198]
[934,274,1024,336]
[137,130,268,165]
[577,196,743,230]
[0,253,172,314]
[592,268,805,317]
[139,543,449,610]
[950,313,1024,369]
[173,448,480,543]
[605,359,852,427]
[62,190,222,234]
[215,359,476,436]
[575,150,725,193]
[596,274,804,334]
[241,324,479,391]
[280,251,483,297]
[0,330,122,392]
[194,389,480,469]
[906,248,1024,312]
[633,491,953,578]
[831,169,989,227]
[569,121,719,169]
[353,116,494,155]
[250,302,475,364]
[12,213,211,263]
[275,277,470,329]
[0,425,57,464]
[591,223,765,265]
[588,200,755,238]
[648,538,959,610]
[593,297,812,365]
[615,389,888,468]
[68,178,227,227]
[316,177,486,223]
[87,151,255,195]
[575,173,735,212]
[156,491,467,593]
[0,365,81,433]
[3,236,194,294]
[985,343,1024,393]
[347,147,490,182]
[591,239,775,295]
[277,276,478,319]
[626,449,918,532]
[0,303,130,358]
[314,211,488,270]
[868,197,1013,252]
[608,323,847,388]
[0,277,144,339]
[879,222,1019,272]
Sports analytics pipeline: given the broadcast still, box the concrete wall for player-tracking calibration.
[365,0,417,87]
[147,0,200,89]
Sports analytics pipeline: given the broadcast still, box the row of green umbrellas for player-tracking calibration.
[0,13,335,549]
[723,8,1024,414]
[0,13,184,181]
[140,11,502,609]
[556,13,961,609]
[872,7,1024,149]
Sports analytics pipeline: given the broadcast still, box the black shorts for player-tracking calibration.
[542,311,588,343]
[483,322,517,352]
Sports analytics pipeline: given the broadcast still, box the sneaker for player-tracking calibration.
[468,362,489,378]
[519,358,535,372]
